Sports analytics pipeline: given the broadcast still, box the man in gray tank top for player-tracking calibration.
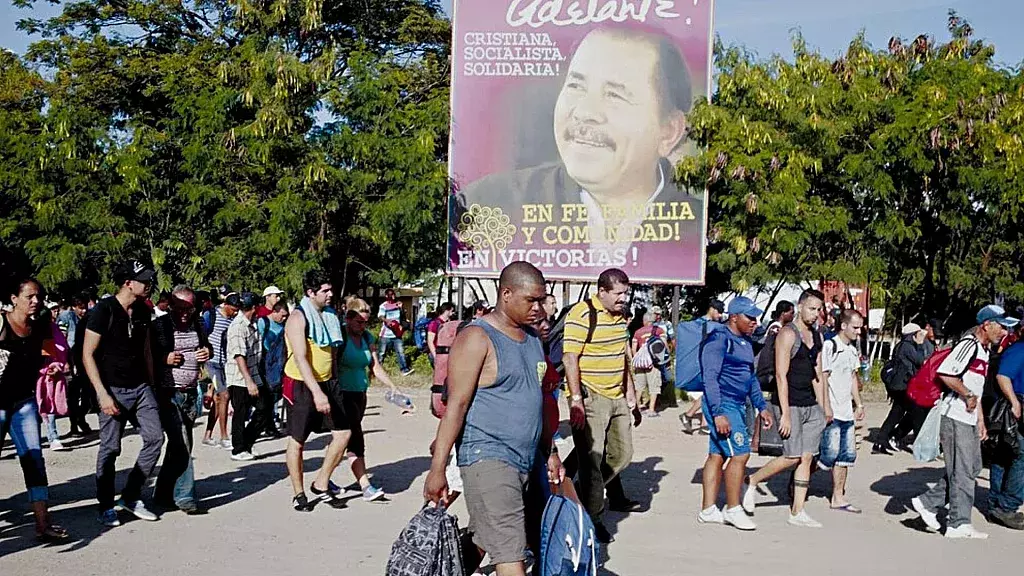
[425,262,563,576]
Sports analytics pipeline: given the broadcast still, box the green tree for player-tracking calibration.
[680,12,1024,329]
[11,0,450,296]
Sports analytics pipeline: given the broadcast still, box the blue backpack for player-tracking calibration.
[674,318,727,392]
[413,316,431,351]
[539,495,599,576]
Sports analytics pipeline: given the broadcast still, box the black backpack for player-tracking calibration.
[755,324,819,395]
[544,300,599,379]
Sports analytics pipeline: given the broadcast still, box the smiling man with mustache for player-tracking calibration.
[455,26,705,280]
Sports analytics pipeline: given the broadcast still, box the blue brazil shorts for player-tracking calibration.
[701,398,750,457]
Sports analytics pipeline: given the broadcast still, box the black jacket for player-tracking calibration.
[150,315,210,387]
[889,336,926,391]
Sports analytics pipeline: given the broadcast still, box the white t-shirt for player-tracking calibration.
[937,335,989,426]
[822,337,859,422]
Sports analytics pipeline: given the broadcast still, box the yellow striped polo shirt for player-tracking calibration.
[564,296,628,400]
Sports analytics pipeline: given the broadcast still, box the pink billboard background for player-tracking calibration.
[447,0,714,284]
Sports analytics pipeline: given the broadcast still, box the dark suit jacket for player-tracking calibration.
[455,158,703,222]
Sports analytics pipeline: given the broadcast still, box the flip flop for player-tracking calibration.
[36,524,69,542]
[831,504,862,514]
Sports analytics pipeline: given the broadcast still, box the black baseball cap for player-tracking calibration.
[238,292,259,311]
[114,260,156,285]
[218,284,236,298]
[223,293,242,309]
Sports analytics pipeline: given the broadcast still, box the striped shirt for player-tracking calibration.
[209,307,233,365]
[564,297,628,399]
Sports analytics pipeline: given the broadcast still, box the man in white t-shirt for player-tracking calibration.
[912,304,1019,540]
[819,310,866,513]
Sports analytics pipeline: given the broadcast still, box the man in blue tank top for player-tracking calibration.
[425,262,562,576]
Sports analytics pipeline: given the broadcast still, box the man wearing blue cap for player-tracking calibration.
[911,304,1019,539]
[697,296,774,531]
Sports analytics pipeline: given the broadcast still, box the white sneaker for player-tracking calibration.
[723,505,757,531]
[741,482,757,514]
[787,510,823,528]
[220,439,233,450]
[231,451,255,461]
[50,439,71,452]
[911,497,941,532]
[697,505,724,525]
[945,524,989,539]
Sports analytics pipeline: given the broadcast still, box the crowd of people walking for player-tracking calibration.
[3,259,1023,573]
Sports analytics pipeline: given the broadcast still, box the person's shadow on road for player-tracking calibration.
[599,456,665,576]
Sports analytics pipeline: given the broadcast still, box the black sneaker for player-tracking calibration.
[292,492,313,511]
[310,480,342,499]
[871,443,892,455]
[594,523,614,543]
[989,508,1024,530]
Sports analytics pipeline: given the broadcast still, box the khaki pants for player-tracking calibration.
[572,389,633,520]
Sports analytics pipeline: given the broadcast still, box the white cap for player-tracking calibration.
[901,322,923,336]
[262,286,285,297]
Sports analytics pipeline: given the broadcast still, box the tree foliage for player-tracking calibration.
[680,12,1024,329]
[2,0,450,296]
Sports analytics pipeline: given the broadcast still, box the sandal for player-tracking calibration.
[36,524,69,542]
[831,504,862,514]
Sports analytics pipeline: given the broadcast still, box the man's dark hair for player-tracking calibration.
[839,309,863,327]
[157,291,171,304]
[498,262,545,292]
[272,301,289,313]
[798,289,825,304]
[438,302,455,315]
[771,300,794,320]
[597,268,630,292]
[590,28,692,118]
[68,292,89,308]
[303,270,331,294]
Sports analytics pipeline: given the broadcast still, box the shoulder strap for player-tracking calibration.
[584,299,598,345]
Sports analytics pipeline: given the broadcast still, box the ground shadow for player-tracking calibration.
[870,465,946,515]
[0,463,139,557]
[599,456,664,576]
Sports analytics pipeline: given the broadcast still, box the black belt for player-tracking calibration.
[436,346,451,354]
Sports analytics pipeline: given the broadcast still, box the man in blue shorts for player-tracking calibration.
[697,296,774,531]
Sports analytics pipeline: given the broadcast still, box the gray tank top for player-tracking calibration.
[457,319,544,474]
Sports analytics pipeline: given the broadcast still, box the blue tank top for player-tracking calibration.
[457,319,544,474]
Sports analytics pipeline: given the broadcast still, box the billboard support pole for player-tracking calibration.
[672,285,681,327]
[562,281,570,311]
[457,277,466,320]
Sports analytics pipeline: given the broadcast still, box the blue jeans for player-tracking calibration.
[155,388,198,508]
[0,399,49,502]
[45,413,59,445]
[989,431,1024,513]
[380,337,409,372]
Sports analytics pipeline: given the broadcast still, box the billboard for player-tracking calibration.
[446,0,714,284]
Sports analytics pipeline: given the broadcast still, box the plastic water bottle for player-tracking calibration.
[385,390,414,412]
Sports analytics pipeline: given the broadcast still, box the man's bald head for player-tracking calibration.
[498,261,545,292]
[496,262,547,327]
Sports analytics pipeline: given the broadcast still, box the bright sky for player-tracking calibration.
[3,0,1022,66]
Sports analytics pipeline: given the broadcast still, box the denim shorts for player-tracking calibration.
[701,399,750,457]
[819,419,857,469]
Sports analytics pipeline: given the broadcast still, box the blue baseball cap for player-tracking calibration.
[977,305,1020,328]
[727,296,763,319]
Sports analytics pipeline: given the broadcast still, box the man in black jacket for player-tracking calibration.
[150,284,211,514]
[873,323,927,455]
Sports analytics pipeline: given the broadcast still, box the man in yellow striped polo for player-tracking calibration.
[564,268,637,544]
